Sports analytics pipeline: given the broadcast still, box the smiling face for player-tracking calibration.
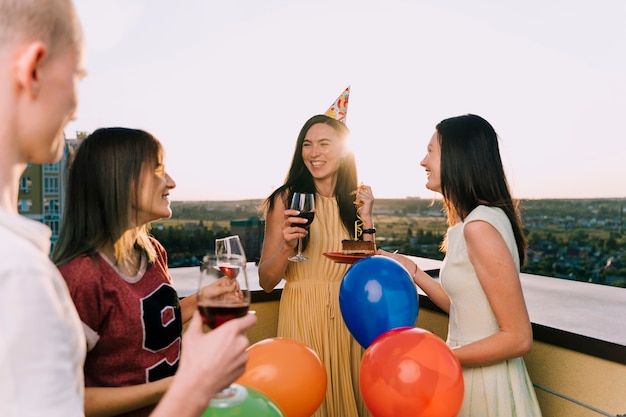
[420,131,442,193]
[301,122,346,185]
[134,154,176,225]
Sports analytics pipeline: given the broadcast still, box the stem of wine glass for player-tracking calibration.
[297,237,302,256]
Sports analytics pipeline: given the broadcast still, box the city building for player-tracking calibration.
[17,132,87,249]
[230,216,265,263]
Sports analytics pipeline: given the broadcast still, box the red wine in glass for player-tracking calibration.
[218,264,240,279]
[198,239,251,407]
[293,211,316,229]
[198,302,249,329]
[288,192,315,262]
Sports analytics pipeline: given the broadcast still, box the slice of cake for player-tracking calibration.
[341,240,376,256]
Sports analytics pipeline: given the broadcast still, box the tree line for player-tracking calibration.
[154,198,625,287]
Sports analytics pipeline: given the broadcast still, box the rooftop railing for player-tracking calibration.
[170,255,626,417]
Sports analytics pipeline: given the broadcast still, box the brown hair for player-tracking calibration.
[436,114,527,265]
[261,114,359,250]
[52,128,163,266]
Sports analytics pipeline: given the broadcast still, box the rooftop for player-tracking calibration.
[170,256,626,416]
[170,256,626,347]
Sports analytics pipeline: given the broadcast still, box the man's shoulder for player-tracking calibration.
[0,222,51,274]
[0,210,51,256]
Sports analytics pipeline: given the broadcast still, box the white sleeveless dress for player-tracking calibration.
[440,205,542,416]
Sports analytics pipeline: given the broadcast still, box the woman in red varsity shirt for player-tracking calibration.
[52,128,236,417]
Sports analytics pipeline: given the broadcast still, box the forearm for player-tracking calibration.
[150,376,216,417]
[359,214,375,242]
[452,328,533,367]
[84,378,172,417]
[354,185,375,243]
[151,313,257,417]
[179,293,198,323]
[258,241,291,292]
[410,265,451,313]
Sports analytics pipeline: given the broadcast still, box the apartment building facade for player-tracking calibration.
[17,132,87,249]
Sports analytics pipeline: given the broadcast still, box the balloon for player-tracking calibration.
[360,327,464,417]
[339,255,418,348]
[201,385,285,417]
[235,337,327,417]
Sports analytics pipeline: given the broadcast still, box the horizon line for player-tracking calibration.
[170,196,626,203]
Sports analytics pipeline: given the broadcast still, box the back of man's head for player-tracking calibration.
[0,0,82,58]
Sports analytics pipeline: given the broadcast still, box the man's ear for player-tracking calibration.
[15,41,47,98]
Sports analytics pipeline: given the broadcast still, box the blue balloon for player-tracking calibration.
[339,256,419,348]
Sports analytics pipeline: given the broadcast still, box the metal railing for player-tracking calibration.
[533,384,625,417]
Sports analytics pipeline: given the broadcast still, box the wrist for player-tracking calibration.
[411,263,419,282]
[362,228,376,235]
[158,376,212,416]
[280,240,296,252]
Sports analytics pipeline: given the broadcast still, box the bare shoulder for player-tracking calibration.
[464,220,508,254]
[463,219,498,238]
[272,191,288,210]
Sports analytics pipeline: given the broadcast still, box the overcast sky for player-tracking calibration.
[67,0,626,201]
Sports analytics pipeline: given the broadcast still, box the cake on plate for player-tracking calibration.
[341,239,376,256]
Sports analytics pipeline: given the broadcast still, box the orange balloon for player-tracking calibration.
[360,327,464,417]
[235,337,327,417]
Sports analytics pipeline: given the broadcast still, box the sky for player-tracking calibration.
[67,0,626,201]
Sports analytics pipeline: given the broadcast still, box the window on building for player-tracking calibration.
[18,199,33,212]
[44,198,60,215]
[44,177,59,194]
[44,162,60,172]
[45,220,60,236]
[19,177,32,193]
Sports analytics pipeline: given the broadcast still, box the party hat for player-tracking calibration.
[325,86,350,123]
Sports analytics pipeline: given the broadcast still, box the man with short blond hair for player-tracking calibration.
[0,0,86,414]
[0,1,255,416]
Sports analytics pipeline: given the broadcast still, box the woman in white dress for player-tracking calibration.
[381,114,542,416]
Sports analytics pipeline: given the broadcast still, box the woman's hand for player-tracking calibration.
[258,194,297,292]
[377,249,451,314]
[282,208,308,249]
[376,249,417,277]
[181,311,256,390]
[198,277,239,300]
[152,312,257,417]
[352,184,375,220]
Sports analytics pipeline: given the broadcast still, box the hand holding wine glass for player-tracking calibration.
[197,236,251,406]
[200,236,250,327]
[288,192,315,262]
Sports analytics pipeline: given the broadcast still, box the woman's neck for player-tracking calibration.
[313,177,336,198]
[100,241,142,276]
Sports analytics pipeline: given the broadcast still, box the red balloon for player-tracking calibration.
[235,337,327,417]
[360,327,464,417]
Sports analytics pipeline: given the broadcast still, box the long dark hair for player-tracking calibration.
[52,127,162,266]
[261,114,359,250]
[437,114,527,265]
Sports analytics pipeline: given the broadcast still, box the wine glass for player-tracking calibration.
[288,192,315,262]
[197,235,251,407]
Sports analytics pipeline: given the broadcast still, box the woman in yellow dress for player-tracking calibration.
[258,111,374,417]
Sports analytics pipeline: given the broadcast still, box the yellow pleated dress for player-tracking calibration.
[278,194,371,417]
